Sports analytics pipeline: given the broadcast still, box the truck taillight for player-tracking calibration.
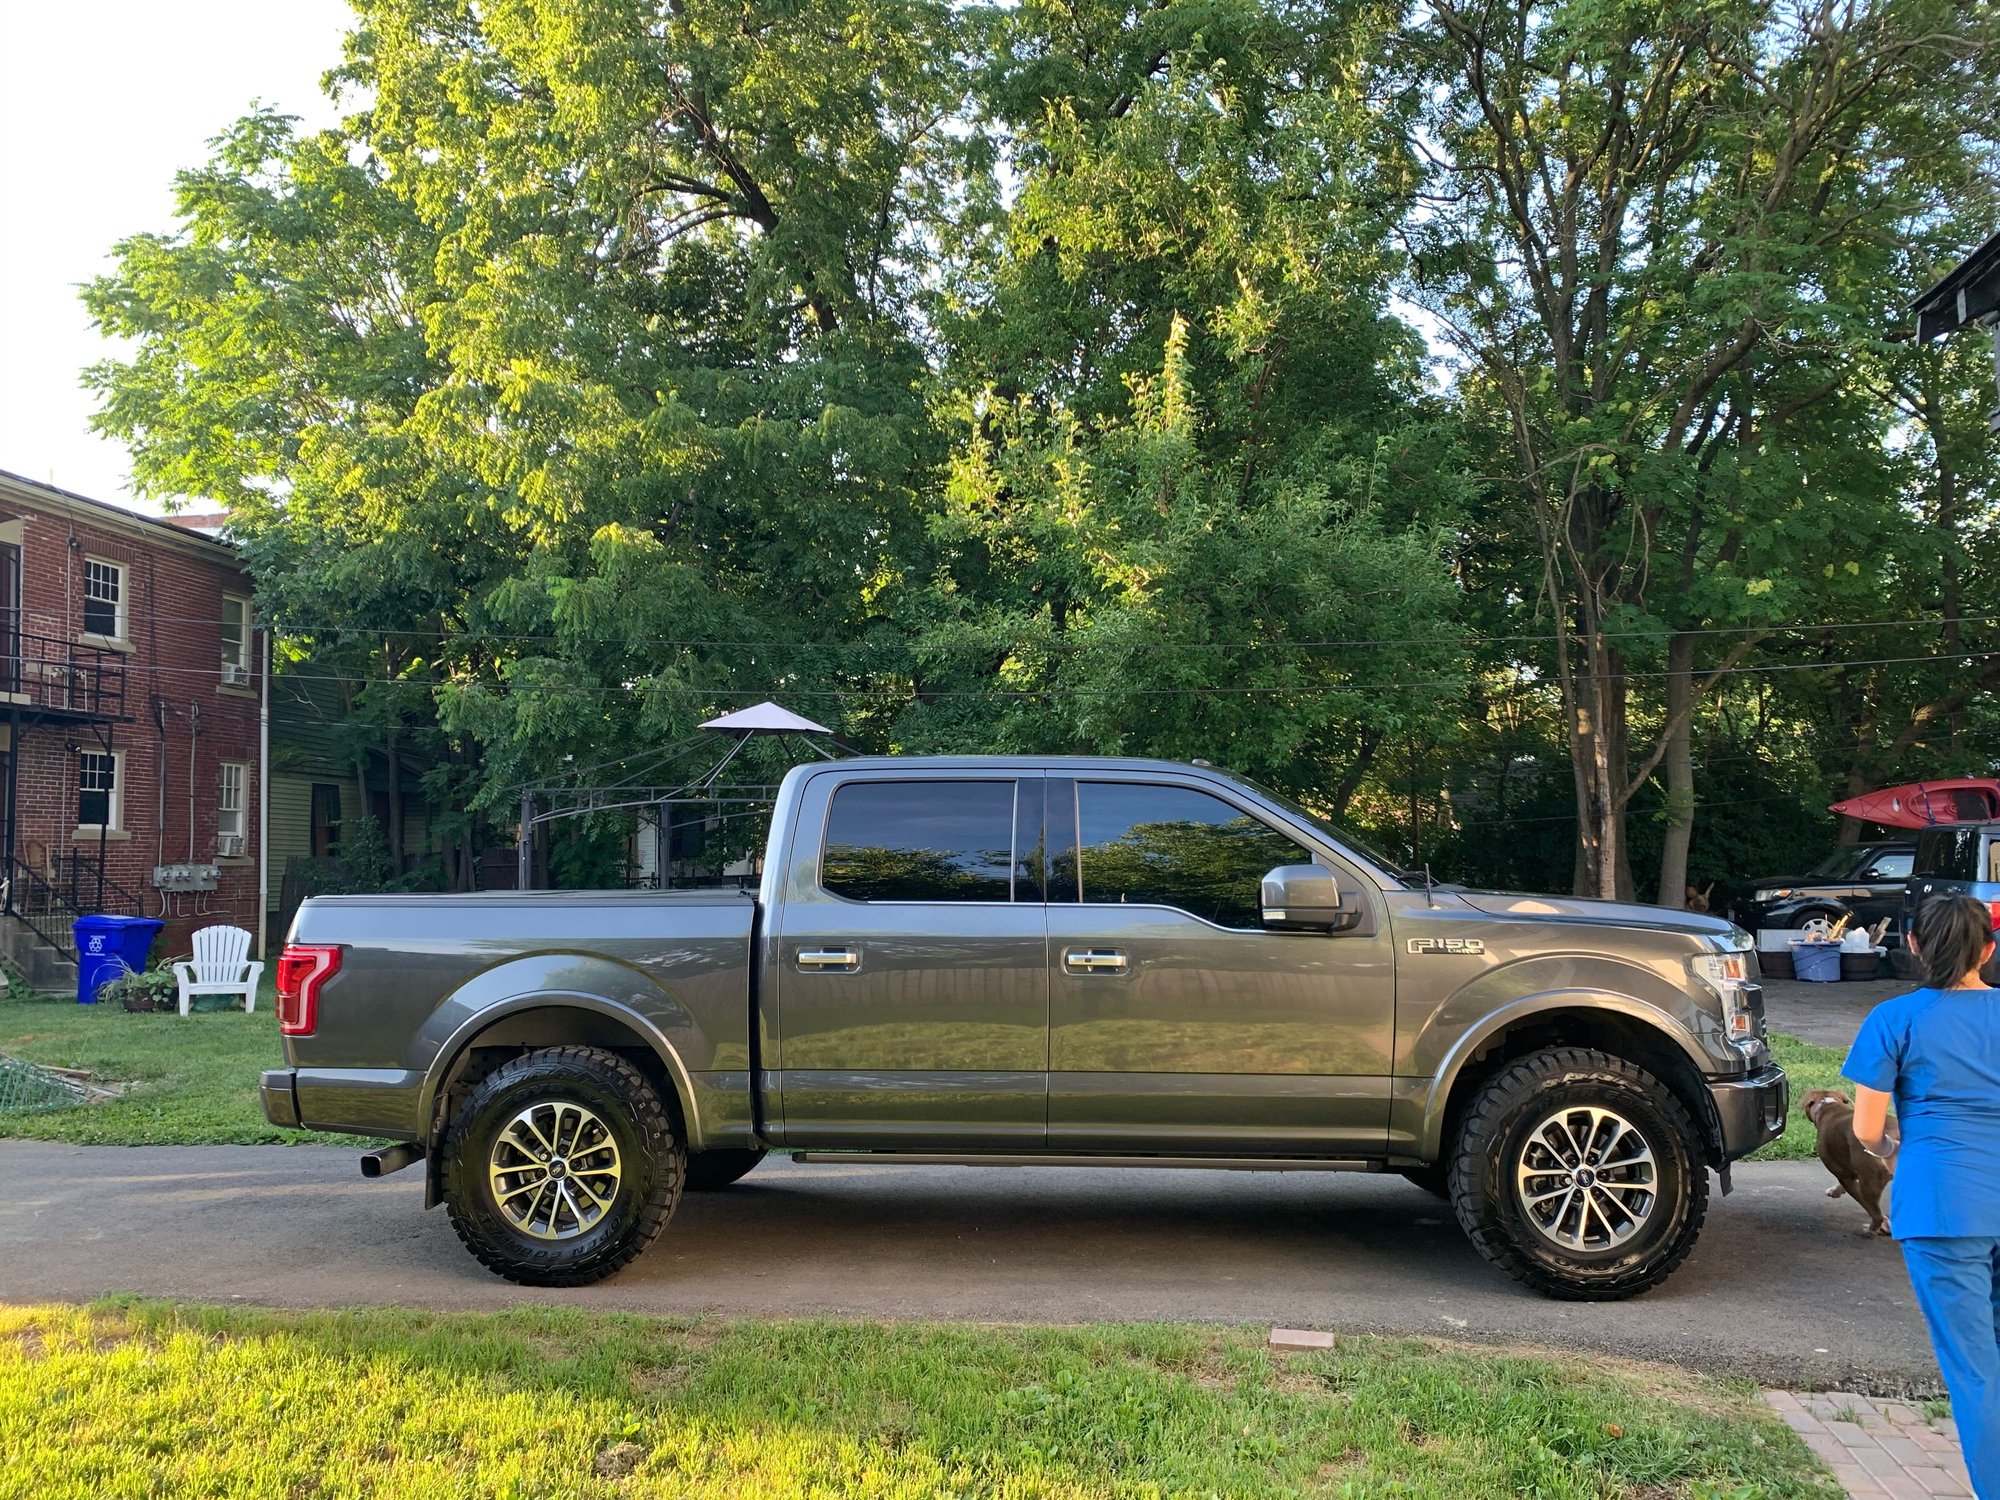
[276,945,341,1036]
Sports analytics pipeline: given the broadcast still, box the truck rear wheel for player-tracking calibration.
[441,1045,684,1287]
[684,1148,766,1191]
[1448,1047,1707,1301]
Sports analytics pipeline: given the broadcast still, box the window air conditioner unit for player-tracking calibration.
[221,663,252,687]
[216,832,245,858]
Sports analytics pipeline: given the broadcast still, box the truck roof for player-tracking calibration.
[804,754,1231,774]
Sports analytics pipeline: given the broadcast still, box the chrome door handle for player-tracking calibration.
[797,946,860,972]
[1064,948,1129,973]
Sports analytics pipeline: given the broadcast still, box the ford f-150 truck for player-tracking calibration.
[263,756,1787,1299]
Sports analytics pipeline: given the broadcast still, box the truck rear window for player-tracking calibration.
[821,780,1021,902]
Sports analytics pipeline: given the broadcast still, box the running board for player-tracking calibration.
[787,1152,1381,1173]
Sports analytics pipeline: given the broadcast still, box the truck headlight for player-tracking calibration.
[1690,942,1763,1055]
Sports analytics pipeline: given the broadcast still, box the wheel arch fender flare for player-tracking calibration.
[415,956,707,1177]
[1419,991,1719,1165]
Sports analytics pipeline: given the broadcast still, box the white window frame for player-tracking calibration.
[217,761,248,846]
[76,749,124,834]
[220,595,252,679]
[81,557,128,643]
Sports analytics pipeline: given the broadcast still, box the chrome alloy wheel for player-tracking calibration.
[1514,1105,1657,1252]
[487,1100,622,1241]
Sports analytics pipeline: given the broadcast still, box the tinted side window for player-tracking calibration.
[1870,851,1914,880]
[1918,828,1980,882]
[821,781,1019,902]
[1074,782,1310,928]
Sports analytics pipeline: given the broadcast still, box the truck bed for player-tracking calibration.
[281,889,758,1143]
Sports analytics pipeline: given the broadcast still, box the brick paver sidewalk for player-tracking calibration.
[1766,1390,1970,1497]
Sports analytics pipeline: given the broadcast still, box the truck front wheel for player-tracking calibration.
[441,1046,685,1287]
[1449,1047,1708,1301]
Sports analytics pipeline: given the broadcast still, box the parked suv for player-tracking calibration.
[1906,824,2000,982]
[1725,842,1915,937]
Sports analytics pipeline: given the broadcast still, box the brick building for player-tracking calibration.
[0,470,265,987]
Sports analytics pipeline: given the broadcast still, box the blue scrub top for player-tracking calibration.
[1843,987,2000,1239]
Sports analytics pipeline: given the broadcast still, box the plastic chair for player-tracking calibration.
[173,925,264,1016]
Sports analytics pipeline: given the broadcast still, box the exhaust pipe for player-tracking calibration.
[360,1143,425,1179]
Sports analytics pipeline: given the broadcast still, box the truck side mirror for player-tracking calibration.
[1261,864,1361,932]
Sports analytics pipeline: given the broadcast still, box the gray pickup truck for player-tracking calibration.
[264,755,1786,1299]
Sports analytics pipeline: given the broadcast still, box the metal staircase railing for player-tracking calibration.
[2,856,76,957]
[1,853,146,961]
[0,629,128,720]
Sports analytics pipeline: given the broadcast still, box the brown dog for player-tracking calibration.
[1801,1088,1895,1235]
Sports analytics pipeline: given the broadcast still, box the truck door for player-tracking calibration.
[1044,776,1395,1154]
[770,773,1048,1148]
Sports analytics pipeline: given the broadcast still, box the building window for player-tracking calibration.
[220,600,250,680]
[218,761,247,854]
[83,558,126,641]
[220,596,251,682]
[78,750,122,831]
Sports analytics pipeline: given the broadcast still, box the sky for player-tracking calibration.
[0,0,353,513]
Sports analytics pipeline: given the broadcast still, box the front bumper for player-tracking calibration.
[1708,1064,1789,1161]
[260,1068,301,1129]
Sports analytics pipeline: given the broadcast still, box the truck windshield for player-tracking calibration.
[1218,772,1414,886]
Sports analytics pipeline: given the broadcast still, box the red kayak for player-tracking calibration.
[1830,778,2000,828]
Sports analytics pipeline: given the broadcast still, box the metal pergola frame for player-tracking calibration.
[515,702,843,891]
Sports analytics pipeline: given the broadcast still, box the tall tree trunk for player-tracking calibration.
[1655,631,1697,908]
[384,726,405,878]
[1605,647,1635,901]
[1573,627,1626,901]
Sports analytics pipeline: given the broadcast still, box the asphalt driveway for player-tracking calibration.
[1763,975,1903,1050]
[0,1141,1937,1395]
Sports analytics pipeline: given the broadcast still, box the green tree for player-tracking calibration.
[907,0,1472,811]
[1399,0,2000,898]
[85,0,976,837]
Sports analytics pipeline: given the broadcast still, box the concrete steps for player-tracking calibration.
[0,915,77,994]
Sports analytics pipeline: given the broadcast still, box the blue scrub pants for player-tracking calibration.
[1902,1237,2000,1498]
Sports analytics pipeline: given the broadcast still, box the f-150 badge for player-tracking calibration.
[1408,937,1485,955]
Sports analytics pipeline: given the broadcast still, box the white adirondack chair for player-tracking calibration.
[173,925,263,1017]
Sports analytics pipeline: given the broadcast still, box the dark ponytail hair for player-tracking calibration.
[1913,894,1997,989]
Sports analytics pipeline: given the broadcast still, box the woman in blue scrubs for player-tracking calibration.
[1844,894,2000,1497]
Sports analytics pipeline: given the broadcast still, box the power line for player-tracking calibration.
[35,607,2000,652]
[104,646,2000,697]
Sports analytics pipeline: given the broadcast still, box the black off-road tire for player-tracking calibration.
[1448,1047,1708,1301]
[684,1147,767,1191]
[442,1046,684,1287]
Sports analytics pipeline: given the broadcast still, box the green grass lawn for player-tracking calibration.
[0,1301,1836,1499]
[0,982,358,1146]
[1749,1032,1846,1163]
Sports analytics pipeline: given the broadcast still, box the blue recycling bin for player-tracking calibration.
[73,914,165,1004]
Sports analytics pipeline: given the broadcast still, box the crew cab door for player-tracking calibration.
[769,772,1048,1148]
[1044,776,1395,1154]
